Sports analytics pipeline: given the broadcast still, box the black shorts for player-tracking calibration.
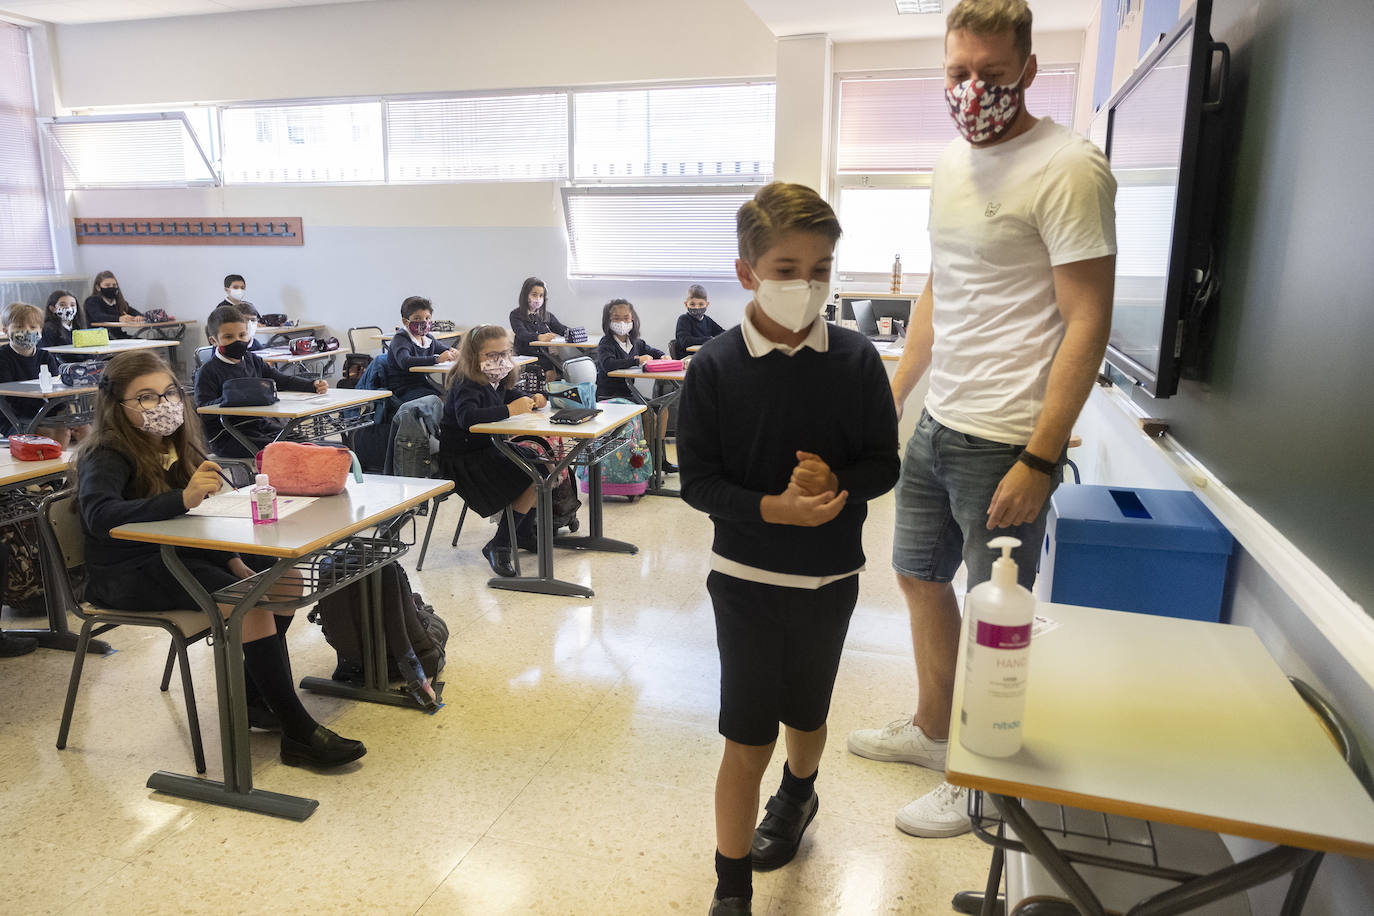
[708,570,860,746]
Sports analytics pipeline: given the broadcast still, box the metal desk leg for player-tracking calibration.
[554,452,638,555]
[485,437,593,598]
[146,546,318,820]
[643,384,681,498]
[990,794,1107,916]
[20,540,112,654]
[221,415,265,458]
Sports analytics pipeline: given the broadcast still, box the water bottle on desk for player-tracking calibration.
[891,254,903,294]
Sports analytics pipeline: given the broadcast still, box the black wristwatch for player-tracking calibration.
[1017,449,1057,476]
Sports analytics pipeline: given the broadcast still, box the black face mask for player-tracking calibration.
[101,287,119,299]
[218,340,250,360]
[688,308,707,319]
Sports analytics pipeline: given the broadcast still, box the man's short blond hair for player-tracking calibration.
[3,302,42,328]
[946,0,1034,63]
[736,182,842,262]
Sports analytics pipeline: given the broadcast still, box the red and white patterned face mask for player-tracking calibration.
[945,57,1030,144]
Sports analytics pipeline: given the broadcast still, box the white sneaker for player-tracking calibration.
[895,782,972,838]
[846,716,948,770]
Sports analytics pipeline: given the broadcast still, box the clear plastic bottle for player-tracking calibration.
[891,253,903,293]
[38,365,53,393]
[959,537,1035,757]
[250,473,278,525]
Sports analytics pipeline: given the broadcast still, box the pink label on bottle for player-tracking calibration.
[976,621,1031,650]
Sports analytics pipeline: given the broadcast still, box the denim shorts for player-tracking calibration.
[892,410,1063,589]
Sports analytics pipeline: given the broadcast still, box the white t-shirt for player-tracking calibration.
[924,117,1117,445]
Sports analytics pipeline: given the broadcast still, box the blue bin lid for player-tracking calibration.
[1051,486,1234,555]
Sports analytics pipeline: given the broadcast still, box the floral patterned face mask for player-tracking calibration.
[944,57,1030,144]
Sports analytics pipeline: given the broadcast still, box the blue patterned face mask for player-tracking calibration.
[10,330,41,351]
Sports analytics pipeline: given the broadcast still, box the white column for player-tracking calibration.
[773,34,833,198]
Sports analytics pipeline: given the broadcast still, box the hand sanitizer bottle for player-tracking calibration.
[250,474,278,525]
[38,365,53,393]
[960,536,1035,757]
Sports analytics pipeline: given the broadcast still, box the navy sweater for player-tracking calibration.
[509,308,569,361]
[194,352,315,451]
[41,319,77,349]
[385,331,445,396]
[0,345,64,433]
[83,295,141,337]
[675,312,726,353]
[439,377,526,454]
[676,325,900,577]
[594,334,664,400]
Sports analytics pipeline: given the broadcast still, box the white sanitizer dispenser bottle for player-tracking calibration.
[959,536,1036,757]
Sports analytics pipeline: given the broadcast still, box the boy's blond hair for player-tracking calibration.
[736,182,842,262]
[946,0,1034,62]
[3,302,42,328]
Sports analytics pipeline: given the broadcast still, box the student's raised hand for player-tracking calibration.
[761,479,848,528]
[790,450,838,497]
[508,396,536,416]
[182,460,224,509]
[313,379,329,394]
[531,393,547,409]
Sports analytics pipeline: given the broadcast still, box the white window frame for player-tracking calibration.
[0,19,56,274]
[44,111,219,189]
[216,97,387,186]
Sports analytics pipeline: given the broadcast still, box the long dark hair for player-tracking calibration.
[90,270,133,318]
[74,350,205,500]
[516,276,549,323]
[44,289,80,336]
[602,298,641,341]
[449,324,516,389]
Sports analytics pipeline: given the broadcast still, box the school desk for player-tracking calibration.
[111,474,452,820]
[408,355,536,387]
[92,319,196,344]
[946,602,1374,916]
[256,346,339,381]
[0,381,97,435]
[46,338,180,359]
[470,401,646,598]
[0,448,109,654]
[607,366,687,498]
[373,329,465,350]
[253,322,326,348]
[196,388,390,456]
[527,339,598,349]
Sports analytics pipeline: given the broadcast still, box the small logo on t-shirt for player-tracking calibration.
[985,202,1002,217]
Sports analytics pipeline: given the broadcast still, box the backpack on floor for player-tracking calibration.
[509,435,582,533]
[308,563,447,689]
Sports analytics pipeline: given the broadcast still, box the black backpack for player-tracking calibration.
[309,564,448,697]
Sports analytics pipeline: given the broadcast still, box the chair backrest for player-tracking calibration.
[349,325,384,354]
[563,355,597,386]
[37,489,84,615]
[194,345,214,370]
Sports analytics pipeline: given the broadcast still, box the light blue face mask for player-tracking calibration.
[10,330,42,351]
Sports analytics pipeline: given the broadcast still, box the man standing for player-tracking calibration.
[847,0,1117,838]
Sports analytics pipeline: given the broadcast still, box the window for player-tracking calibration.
[562,186,754,279]
[573,83,775,181]
[221,102,383,183]
[0,21,54,273]
[385,93,567,182]
[46,113,217,188]
[834,66,1078,280]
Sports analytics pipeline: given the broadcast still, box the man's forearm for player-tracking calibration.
[891,276,935,406]
[1025,317,1109,460]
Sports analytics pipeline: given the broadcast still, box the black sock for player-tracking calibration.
[241,635,318,742]
[779,761,817,801]
[714,850,752,901]
[275,613,294,682]
[490,512,515,548]
[516,509,535,539]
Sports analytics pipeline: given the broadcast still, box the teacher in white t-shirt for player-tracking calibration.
[846,0,1118,840]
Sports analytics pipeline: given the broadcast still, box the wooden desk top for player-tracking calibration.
[374,330,464,343]
[608,367,688,383]
[47,339,179,356]
[196,388,389,419]
[687,345,701,353]
[254,323,325,336]
[0,447,71,487]
[528,340,597,349]
[111,475,452,559]
[0,381,97,400]
[471,401,645,439]
[946,602,1374,860]
[410,355,535,375]
[92,320,195,329]
[257,348,337,365]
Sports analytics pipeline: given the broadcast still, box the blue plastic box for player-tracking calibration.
[1037,486,1235,622]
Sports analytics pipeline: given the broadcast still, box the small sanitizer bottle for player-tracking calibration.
[38,365,53,393]
[959,536,1035,757]
[250,474,278,525]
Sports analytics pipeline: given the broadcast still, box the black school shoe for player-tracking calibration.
[0,631,38,658]
[750,790,819,871]
[709,896,751,915]
[280,725,367,768]
[482,540,517,577]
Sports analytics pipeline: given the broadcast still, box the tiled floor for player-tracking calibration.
[0,485,989,914]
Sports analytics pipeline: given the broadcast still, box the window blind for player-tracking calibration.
[222,102,383,184]
[573,83,775,180]
[46,113,217,188]
[563,187,753,279]
[386,93,567,182]
[0,21,54,272]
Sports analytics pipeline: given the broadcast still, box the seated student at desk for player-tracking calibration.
[0,302,90,447]
[384,295,459,404]
[594,298,664,400]
[674,283,726,356]
[194,305,326,458]
[77,349,365,768]
[438,325,547,578]
[219,276,264,352]
[83,271,145,337]
[41,290,82,349]
[509,276,569,383]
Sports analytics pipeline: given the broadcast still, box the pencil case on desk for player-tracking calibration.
[72,328,109,348]
[58,360,105,387]
[221,377,278,407]
[643,359,684,373]
[9,434,62,461]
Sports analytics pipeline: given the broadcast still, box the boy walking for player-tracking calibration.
[677,182,901,915]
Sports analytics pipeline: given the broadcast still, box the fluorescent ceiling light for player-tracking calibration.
[895,0,943,13]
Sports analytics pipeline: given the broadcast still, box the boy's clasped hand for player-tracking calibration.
[760,450,848,528]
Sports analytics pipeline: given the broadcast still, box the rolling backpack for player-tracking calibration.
[575,398,652,500]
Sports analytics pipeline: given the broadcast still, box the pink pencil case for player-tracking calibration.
[642,359,684,373]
